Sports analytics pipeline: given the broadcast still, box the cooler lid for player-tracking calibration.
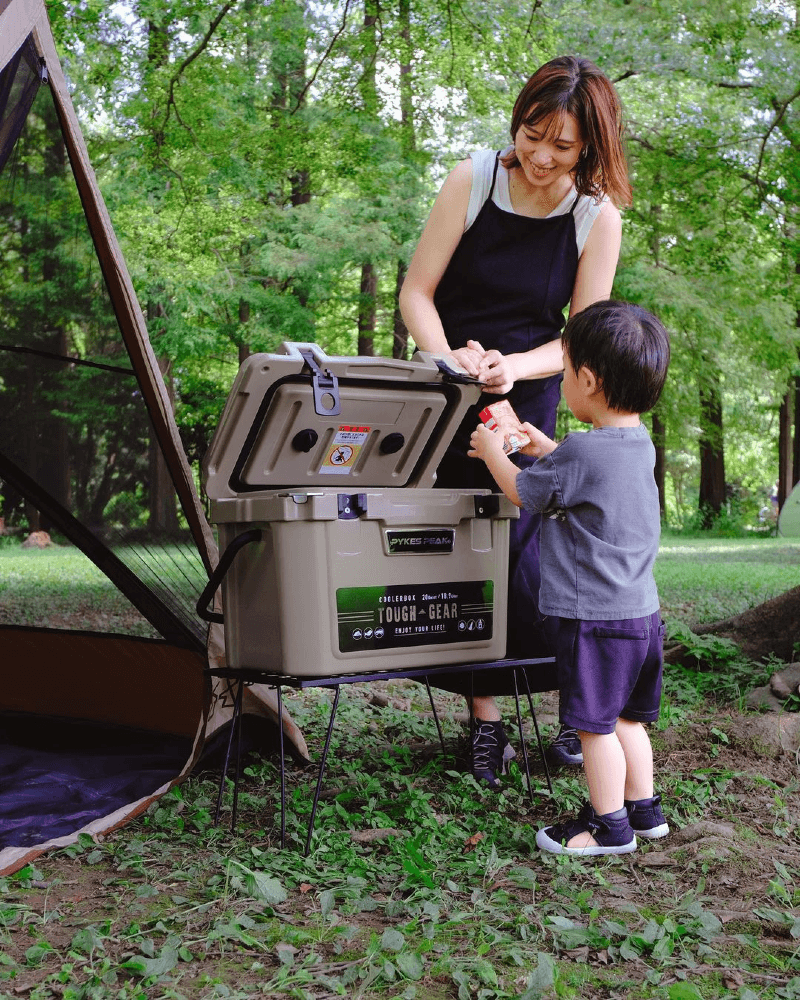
[202,342,484,498]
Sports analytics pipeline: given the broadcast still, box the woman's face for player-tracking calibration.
[513,111,583,189]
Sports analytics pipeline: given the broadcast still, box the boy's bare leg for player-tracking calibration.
[614,718,654,801]
[466,695,502,722]
[567,731,626,848]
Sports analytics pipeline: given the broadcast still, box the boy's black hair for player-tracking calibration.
[562,299,670,414]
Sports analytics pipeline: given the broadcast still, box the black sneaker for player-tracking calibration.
[471,719,516,790]
[536,802,637,856]
[546,726,583,766]
[625,794,669,839]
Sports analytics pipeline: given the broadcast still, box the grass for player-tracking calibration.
[0,539,205,637]
[2,531,799,634]
[0,534,799,998]
[655,532,800,624]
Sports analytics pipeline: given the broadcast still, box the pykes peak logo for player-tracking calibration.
[385,528,455,555]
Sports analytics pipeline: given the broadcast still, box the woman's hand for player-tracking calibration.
[477,350,519,394]
[448,342,485,379]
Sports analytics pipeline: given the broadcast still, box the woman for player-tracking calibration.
[399,55,632,789]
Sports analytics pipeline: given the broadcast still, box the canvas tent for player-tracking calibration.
[0,0,307,876]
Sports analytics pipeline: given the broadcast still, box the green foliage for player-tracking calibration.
[655,534,800,623]
[1,538,799,997]
[2,0,797,532]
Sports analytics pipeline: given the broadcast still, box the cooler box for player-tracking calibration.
[201,343,518,676]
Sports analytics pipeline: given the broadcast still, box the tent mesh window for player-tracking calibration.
[0,60,207,646]
[0,32,208,860]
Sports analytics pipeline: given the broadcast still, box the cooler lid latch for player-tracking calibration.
[474,494,500,518]
[299,348,341,416]
[338,493,367,519]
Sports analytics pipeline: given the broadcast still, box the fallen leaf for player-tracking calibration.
[299,884,313,894]
[716,910,752,924]
[564,946,590,962]
[463,832,485,852]
[487,879,511,893]
[723,970,745,988]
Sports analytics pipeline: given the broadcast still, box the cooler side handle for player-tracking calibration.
[196,528,263,623]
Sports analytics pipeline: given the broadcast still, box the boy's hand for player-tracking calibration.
[518,422,557,458]
[468,422,507,462]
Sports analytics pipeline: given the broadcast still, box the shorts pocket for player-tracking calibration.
[593,626,649,640]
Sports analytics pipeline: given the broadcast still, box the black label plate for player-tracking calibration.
[384,528,455,554]
[337,580,494,651]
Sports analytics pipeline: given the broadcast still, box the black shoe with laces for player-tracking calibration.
[471,719,516,790]
[546,725,584,766]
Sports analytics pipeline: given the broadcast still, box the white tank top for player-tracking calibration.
[466,147,605,257]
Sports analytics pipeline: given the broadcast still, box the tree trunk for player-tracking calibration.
[392,0,414,361]
[393,260,409,359]
[793,367,800,491]
[698,371,726,526]
[272,0,310,309]
[38,98,71,528]
[356,0,379,356]
[238,294,251,364]
[358,263,377,357]
[779,392,792,510]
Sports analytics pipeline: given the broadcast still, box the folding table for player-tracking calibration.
[208,656,555,855]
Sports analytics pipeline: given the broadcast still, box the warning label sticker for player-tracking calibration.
[320,426,370,475]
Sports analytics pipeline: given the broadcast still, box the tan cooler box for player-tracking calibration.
[200,343,518,677]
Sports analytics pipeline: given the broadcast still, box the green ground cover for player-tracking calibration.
[0,534,798,999]
[655,533,800,625]
[1,531,798,633]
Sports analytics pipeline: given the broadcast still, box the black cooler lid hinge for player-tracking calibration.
[299,348,341,416]
[338,493,367,519]
[474,494,500,518]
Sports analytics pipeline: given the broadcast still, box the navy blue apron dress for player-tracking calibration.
[432,152,580,695]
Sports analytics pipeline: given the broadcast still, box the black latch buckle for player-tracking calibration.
[299,348,341,416]
[338,493,367,519]
[474,494,500,518]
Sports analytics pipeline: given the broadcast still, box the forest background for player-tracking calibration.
[3,0,800,536]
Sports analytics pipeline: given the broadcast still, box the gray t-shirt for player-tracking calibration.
[515,424,661,620]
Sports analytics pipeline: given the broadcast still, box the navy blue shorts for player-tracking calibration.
[553,611,665,735]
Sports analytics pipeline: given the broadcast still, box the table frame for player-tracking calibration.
[208,656,555,855]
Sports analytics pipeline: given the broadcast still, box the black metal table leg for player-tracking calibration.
[304,685,341,856]
[231,682,244,830]
[215,679,243,827]
[512,669,535,804]
[520,669,553,796]
[424,676,446,757]
[277,684,286,848]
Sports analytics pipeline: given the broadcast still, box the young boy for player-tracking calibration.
[468,300,671,856]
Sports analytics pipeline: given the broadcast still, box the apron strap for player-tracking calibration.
[488,151,502,200]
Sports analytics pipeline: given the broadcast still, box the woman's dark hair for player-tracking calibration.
[562,300,670,414]
[501,56,632,208]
